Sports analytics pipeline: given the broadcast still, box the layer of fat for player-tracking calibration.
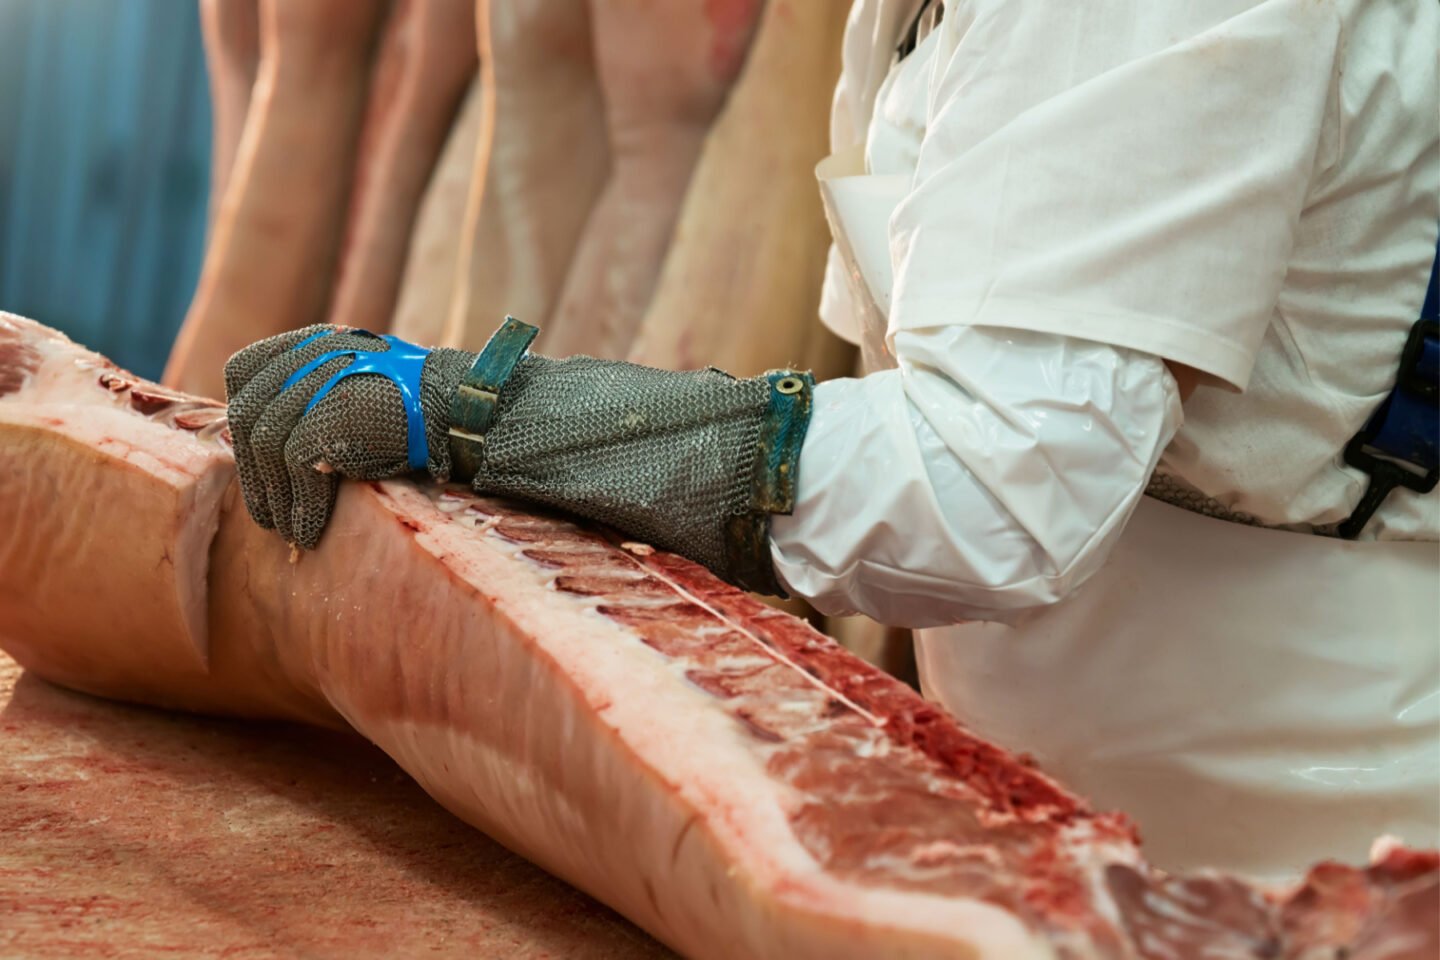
[3,313,135,405]
[330,481,1054,960]
[0,411,230,690]
[0,314,233,691]
[1,404,225,490]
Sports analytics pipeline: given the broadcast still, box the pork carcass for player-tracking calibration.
[325,0,478,336]
[628,0,851,380]
[540,0,764,360]
[441,0,610,353]
[198,0,260,236]
[1,314,1434,960]
[164,0,389,400]
[391,77,486,348]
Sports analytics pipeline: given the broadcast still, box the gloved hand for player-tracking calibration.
[224,320,813,595]
[224,325,478,549]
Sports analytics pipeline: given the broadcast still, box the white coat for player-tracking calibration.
[768,0,1440,879]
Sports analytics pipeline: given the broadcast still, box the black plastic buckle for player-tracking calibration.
[1337,319,1439,539]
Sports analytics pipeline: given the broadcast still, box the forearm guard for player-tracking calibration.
[447,320,813,595]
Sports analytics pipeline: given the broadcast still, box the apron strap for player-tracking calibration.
[1337,227,1440,538]
[895,0,941,62]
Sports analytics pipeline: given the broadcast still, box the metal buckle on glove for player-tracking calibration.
[724,369,816,596]
[447,317,539,480]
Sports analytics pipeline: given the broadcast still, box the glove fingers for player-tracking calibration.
[287,379,411,479]
[226,326,335,528]
[222,325,332,403]
[227,329,383,529]
[283,438,341,551]
[229,371,285,530]
[248,355,350,542]
[280,361,429,546]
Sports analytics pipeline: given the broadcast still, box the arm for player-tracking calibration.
[224,322,812,596]
[223,314,1174,631]
[770,326,1182,627]
[771,0,1341,625]
[225,1,1338,627]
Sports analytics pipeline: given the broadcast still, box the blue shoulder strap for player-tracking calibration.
[1337,228,1440,538]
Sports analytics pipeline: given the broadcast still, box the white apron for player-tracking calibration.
[816,140,1440,881]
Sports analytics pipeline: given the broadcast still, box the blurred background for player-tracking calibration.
[0,0,210,379]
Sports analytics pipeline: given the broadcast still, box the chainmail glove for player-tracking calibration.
[224,325,477,548]
[225,319,813,595]
[450,322,814,596]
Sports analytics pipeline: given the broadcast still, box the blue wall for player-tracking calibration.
[0,0,212,379]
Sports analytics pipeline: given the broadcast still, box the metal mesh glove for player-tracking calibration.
[456,349,813,596]
[224,325,477,548]
[224,319,813,594]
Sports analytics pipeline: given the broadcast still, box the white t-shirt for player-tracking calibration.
[825,0,1439,540]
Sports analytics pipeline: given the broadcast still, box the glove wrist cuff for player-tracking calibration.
[447,318,539,480]
[722,370,815,596]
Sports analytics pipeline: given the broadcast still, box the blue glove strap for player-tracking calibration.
[281,330,434,471]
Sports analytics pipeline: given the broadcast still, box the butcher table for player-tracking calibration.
[0,652,671,958]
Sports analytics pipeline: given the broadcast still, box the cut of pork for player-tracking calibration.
[391,78,486,348]
[1,314,1435,960]
[324,0,478,335]
[440,0,610,353]
[540,0,764,360]
[163,0,389,399]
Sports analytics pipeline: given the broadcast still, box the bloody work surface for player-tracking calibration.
[0,652,672,959]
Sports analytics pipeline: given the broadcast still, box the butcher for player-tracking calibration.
[223,0,1439,880]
